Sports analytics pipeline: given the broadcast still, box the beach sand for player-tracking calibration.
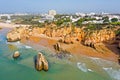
[0,22,30,28]
[24,35,119,62]
[2,22,119,63]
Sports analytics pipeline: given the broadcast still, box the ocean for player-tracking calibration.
[0,28,120,80]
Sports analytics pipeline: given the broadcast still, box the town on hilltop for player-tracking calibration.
[0,10,120,26]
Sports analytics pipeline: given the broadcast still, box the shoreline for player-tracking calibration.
[23,35,119,62]
[2,23,119,63]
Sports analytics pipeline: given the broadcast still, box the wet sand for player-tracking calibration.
[24,35,119,62]
[1,22,119,62]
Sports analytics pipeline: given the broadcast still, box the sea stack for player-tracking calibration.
[35,52,49,71]
[13,51,20,58]
[53,42,61,51]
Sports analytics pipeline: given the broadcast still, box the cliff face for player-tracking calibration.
[83,29,116,47]
[7,27,23,42]
[6,26,116,47]
[7,27,44,41]
[7,26,85,43]
[6,26,120,62]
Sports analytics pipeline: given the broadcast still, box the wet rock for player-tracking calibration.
[35,52,48,71]
[50,50,71,59]
[13,51,20,58]
[41,54,49,71]
[53,42,61,51]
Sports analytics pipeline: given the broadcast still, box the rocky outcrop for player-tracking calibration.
[35,52,48,71]
[53,42,61,51]
[6,27,46,42]
[7,31,21,42]
[83,29,115,48]
[6,25,85,43]
[13,51,20,58]
[7,27,25,42]
[6,25,116,49]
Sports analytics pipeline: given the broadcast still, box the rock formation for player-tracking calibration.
[83,29,116,48]
[53,42,61,51]
[6,25,117,50]
[7,31,21,42]
[35,52,48,71]
[13,51,20,58]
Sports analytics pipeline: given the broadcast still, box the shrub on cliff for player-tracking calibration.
[111,22,120,25]
[115,29,120,36]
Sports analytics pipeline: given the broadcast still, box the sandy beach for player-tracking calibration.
[0,22,120,80]
[0,22,30,28]
[1,22,119,62]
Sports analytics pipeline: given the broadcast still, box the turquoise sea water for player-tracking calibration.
[0,28,120,80]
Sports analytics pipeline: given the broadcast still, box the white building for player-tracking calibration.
[70,16,81,22]
[87,12,96,16]
[48,10,57,16]
[39,14,54,23]
[107,15,119,21]
[75,13,86,17]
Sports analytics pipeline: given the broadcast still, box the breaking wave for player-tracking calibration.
[25,45,32,49]
[103,67,120,80]
[7,41,32,49]
[77,62,93,72]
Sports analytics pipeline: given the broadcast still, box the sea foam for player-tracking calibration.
[77,62,93,72]
[25,45,32,49]
[103,67,120,80]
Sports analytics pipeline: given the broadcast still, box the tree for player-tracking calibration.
[75,18,85,26]
[55,19,64,26]
[86,24,96,30]
[103,16,109,23]
[111,18,118,22]
[115,29,120,36]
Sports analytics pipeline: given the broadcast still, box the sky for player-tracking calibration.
[0,0,120,13]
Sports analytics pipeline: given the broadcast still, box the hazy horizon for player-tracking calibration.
[0,0,120,14]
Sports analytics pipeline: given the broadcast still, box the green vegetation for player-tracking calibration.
[54,17,71,26]
[12,15,40,24]
[111,18,118,22]
[102,16,109,23]
[75,18,96,26]
[115,29,120,36]
[84,18,96,21]
[75,18,84,26]
[85,24,97,31]
[1,14,119,30]
[110,22,120,25]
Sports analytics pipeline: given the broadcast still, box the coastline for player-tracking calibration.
[1,22,119,63]
[1,25,120,80]
[25,36,118,62]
